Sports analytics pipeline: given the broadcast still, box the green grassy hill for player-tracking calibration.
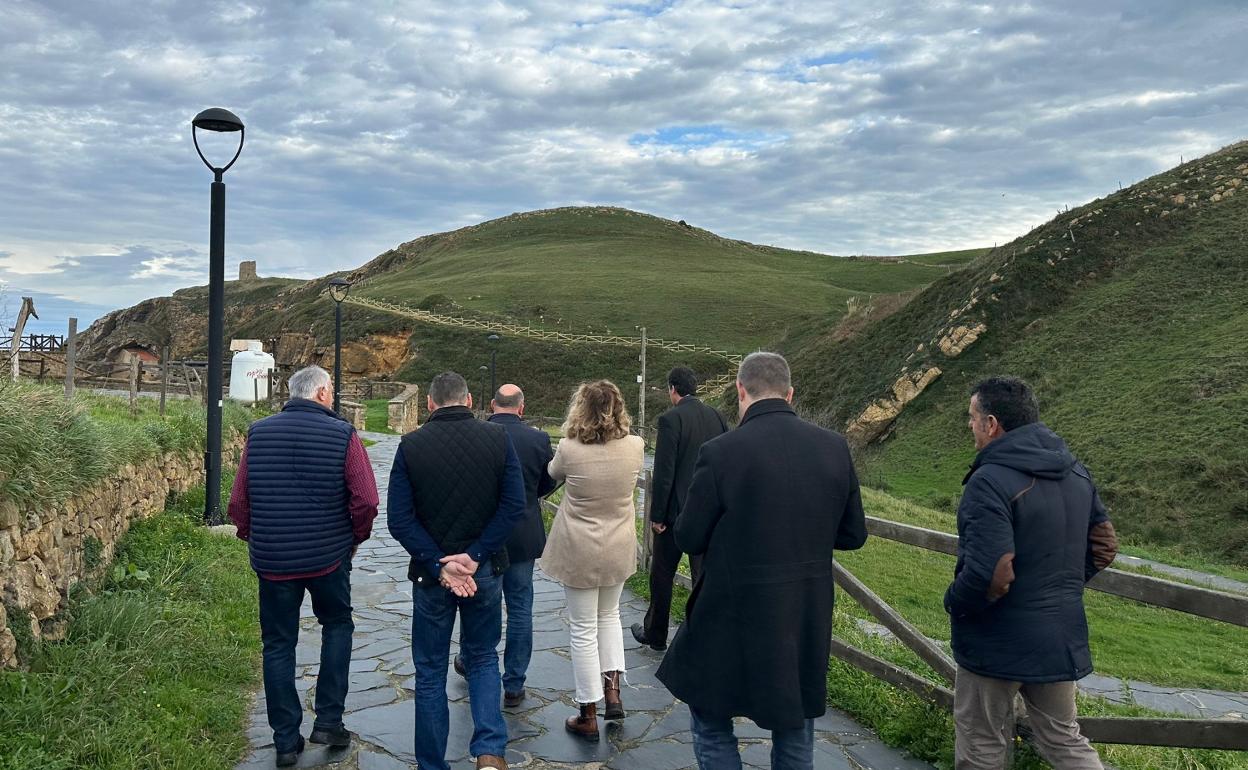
[84,207,979,420]
[346,207,984,350]
[785,141,1248,563]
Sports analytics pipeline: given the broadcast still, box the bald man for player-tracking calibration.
[455,384,558,707]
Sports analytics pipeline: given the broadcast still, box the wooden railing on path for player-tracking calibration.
[538,471,1248,751]
[341,294,743,365]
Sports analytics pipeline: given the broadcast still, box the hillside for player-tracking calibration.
[79,208,980,418]
[345,207,982,350]
[786,142,1248,562]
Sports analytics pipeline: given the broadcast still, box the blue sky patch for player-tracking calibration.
[629,124,788,149]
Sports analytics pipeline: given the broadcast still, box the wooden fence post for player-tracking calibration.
[128,357,140,416]
[64,317,77,400]
[159,347,169,417]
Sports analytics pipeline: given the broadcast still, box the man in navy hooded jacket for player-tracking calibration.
[945,376,1117,770]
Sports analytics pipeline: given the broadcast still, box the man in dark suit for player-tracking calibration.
[657,352,867,770]
[455,384,557,708]
[631,366,728,651]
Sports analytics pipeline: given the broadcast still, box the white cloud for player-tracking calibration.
[0,0,1245,317]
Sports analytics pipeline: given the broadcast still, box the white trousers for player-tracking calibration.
[564,582,627,704]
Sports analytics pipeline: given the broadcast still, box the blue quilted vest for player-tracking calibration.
[245,398,355,575]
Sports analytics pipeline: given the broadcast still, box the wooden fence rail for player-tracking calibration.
[565,476,1248,752]
[342,294,743,365]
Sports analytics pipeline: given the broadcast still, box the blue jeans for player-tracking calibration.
[502,559,535,694]
[258,561,354,754]
[411,567,507,769]
[690,706,814,770]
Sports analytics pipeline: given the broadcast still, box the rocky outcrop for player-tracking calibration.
[845,366,942,447]
[0,436,243,668]
[937,322,987,357]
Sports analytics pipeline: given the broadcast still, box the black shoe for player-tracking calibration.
[309,724,353,749]
[454,654,467,678]
[630,622,666,651]
[504,689,526,708]
[275,736,305,767]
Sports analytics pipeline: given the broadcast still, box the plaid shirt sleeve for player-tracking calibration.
[345,432,380,544]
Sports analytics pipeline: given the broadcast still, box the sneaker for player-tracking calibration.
[309,724,353,748]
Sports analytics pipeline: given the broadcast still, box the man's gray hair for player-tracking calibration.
[288,365,331,400]
[737,351,791,399]
[429,371,470,406]
[494,386,524,408]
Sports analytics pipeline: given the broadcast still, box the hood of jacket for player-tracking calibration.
[966,422,1074,483]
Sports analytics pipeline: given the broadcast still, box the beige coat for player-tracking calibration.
[539,434,645,589]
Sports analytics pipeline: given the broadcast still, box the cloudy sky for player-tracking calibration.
[2,0,1246,332]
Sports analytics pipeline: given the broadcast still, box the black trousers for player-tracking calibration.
[643,525,703,646]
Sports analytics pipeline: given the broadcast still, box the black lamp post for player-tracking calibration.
[192,107,244,526]
[487,333,500,397]
[328,278,351,413]
[478,365,489,414]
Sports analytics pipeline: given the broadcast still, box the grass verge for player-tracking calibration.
[0,382,254,512]
[0,477,261,770]
[363,399,394,434]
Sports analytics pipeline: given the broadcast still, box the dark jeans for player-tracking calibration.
[258,561,354,754]
[643,525,703,646]
[411,567,507,770]
[502,559,535,694]
[690,707,814,770]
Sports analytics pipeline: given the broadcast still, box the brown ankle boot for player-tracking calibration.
[565,701,599,741]
[602,671,625,721]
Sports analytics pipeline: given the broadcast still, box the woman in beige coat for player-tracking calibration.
[540,379,644,741]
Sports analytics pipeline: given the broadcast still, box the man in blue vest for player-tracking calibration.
[455,383,558,707]
[229,365,379,767]
[388,372,526,770]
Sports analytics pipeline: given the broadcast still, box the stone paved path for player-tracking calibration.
[235,431,934,769]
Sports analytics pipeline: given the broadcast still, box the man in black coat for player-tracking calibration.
[631,366,728,651]
[946,377,1116,769]
[656,352,867,770]
[455,384,557,708]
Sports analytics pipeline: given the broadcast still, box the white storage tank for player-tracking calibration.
[229,340,275,404]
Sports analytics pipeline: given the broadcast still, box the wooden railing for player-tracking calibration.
[341,294,743,365]
[838,516,1248,750]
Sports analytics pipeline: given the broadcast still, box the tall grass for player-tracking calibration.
[0,382,253,511]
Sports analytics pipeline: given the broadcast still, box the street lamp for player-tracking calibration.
[192,107,244,526]
[487,333,500,397]
[478,365,489,415]
[328,277,351,413]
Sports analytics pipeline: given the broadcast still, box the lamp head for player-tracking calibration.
[192,108,244,132]
[191,107,245,177]
[328,277,352,304]
[487,333,500,344]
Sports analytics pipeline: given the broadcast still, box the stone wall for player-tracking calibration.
[387,384,421,434]
[0,436,243,668]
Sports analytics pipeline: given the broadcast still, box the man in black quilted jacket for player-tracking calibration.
[387,371,526,770]
[946,376,1117,769]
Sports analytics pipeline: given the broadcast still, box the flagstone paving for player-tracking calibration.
[234,431,935,769]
